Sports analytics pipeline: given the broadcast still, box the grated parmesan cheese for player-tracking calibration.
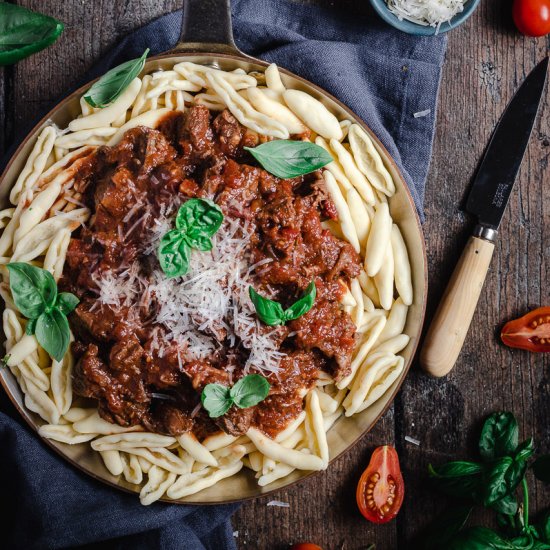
[92,198,285,376]
[267,500,290,508]
[386,0,467,31]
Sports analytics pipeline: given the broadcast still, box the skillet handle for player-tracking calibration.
[172,0,241,55]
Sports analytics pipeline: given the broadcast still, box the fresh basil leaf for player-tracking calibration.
[515,438,534,462]
[55,292,79,315]
[35,309,70,362]
[84,49,149,108]
[484,457,515,506]
[283,281,316,321]
[0,3,64,66]
[423,506,473,549]
[479,412,519,461]
[448,526,516,549]
[249,286,286,326]
[1,354,11,368]
[201,383,232,418]
[177,199,223,237]
[230,374,270,409]
[185,232,213,252]
[244,140,333,179]
[158,229,190,278]
[533,455,550,483]
[491,492,518,515]
[7,263,57,319]
[25,317,37,336]
[428,461,484,499]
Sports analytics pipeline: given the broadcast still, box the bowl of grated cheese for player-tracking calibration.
[369,0,480,35]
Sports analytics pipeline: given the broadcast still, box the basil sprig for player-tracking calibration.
[6,263,78,362]
[244,140,332,179]
[84,48,149,108]
[201,374,270,419]
[0,3,64,66]
[249,281,316,326]
[158,198,223,278]
[423,411,550,549]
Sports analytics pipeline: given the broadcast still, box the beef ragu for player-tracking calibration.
[61,105,361,440]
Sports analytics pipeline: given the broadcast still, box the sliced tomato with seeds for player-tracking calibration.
[501,306,550,352]
[357,445,404,524]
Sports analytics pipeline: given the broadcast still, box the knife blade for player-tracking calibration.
[466,56,549,232]
[420,57,548,378]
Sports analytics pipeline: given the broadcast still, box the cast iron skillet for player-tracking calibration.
[0,0,427,504]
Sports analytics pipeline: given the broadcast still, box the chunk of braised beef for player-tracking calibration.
[181,104,216,160]
[181,360,230,390]
[289,299,357,382]
[73,344,149,427]
[143,402,194,436]
[213,109,244,157]
[215,405,254,436]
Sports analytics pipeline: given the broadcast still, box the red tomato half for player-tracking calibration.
[513,0,550,37]
[501,306,550,352]
[357,445,404,524]
[290,544,322,550]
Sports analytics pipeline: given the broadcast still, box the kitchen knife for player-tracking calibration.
[420,56,549,378]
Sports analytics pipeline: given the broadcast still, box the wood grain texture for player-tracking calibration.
[421,236,495,377]
[0,1,548,549]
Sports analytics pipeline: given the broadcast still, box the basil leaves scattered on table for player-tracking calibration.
[244,140,332,179]
[201,374,270,418]
[6,263,79,362]
[249,281,316,326]
[0,3,64,66]
[424,411,550,550]
[84,48,149,108]
[158,198,224,278]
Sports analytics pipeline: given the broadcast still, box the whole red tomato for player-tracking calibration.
[290,544,322,550]
[513,0,550,36]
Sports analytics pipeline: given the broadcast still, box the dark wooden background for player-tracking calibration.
[0,1,548,548]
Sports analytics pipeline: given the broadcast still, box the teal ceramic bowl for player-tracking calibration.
[369,0,480,35]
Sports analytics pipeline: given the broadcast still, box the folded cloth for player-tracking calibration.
[0,2,446,549]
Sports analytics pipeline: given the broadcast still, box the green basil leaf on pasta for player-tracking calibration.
[7,263,57,319]
[177,199,224,237]
[201,383,233,418]
[185,232,213,252]
[55,292,79,315]
[35,308,70,362]
[1,354,11,368]
[84,48,149,108]
[158,229,191,278]
[230,374,270,409]
[283,281,316,321]
[479,412,519,461]
[25,317,37,336]
[0,3,64,66]
[244,140,332,179]
[249,287,286,326]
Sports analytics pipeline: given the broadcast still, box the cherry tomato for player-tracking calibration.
[501,306,550,352]
[357,445,404,524]
[290,544,322,550]
[512,0,550,37]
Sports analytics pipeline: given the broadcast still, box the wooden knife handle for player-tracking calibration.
[420,235,495,377]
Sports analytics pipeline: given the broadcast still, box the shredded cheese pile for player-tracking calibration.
[92,203,285,376]
[386,0,467,30]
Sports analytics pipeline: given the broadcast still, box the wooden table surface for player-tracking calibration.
[1,1,548,549]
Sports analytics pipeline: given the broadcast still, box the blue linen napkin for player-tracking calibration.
[0,1,446,549]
